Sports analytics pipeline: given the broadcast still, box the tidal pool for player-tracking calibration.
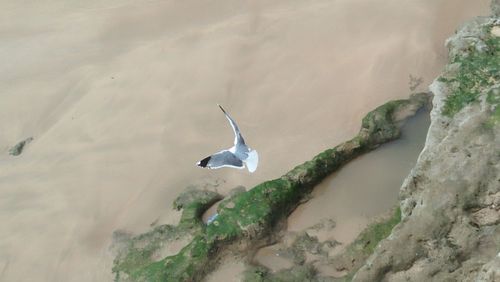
[255,108,431,272]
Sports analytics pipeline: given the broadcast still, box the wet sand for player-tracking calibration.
[0,1,490,281]
[204,258,246,282]
[253,244,295,273]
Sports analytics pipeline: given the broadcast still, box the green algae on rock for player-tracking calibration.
[243,264,318,282]
[112,189,223,281]
[112,93,430,282]
[173,188,223,230]
[326,207,403,282]
[352,206,402,255]
[438,20,499,117]
[112,225,183,281]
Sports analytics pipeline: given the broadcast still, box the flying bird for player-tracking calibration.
[196,105,259,173]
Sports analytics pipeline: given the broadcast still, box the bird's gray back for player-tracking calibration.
[234,143,251,160]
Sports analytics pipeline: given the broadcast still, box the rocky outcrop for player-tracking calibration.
[8,137,33,156]
[112,93,430,281]
[352,3,500,281]
[112,189,223,281]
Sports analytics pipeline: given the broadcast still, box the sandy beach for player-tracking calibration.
[0,0,490,281]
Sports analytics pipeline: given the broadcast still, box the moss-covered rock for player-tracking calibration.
[243,264,319,282]
[350,207,402,256]
[438,23,500,117]
[112,93,430,282]
[113,189,223,281]
[112,225,186,281]
[173,188,223,230]
[326,207,402,281]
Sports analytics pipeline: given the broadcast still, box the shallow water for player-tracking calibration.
[253,244,295,272]
[202,200,222,224]
[288,108,431,237]
[255,108,431,272]
[0,1,490,281]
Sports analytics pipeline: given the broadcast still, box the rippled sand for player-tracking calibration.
[0,1,489,281]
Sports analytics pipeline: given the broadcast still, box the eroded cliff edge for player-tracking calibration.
[353,2,500,281]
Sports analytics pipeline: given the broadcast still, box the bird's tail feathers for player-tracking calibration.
[245,150,259,173]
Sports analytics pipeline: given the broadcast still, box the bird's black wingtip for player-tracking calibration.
[197,156,211,168]
[218,104,226,114]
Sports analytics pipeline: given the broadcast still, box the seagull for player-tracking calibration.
[197,105,259,173]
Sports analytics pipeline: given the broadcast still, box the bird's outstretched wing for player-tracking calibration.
[218,104,245,146]
[197,150,244,169]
